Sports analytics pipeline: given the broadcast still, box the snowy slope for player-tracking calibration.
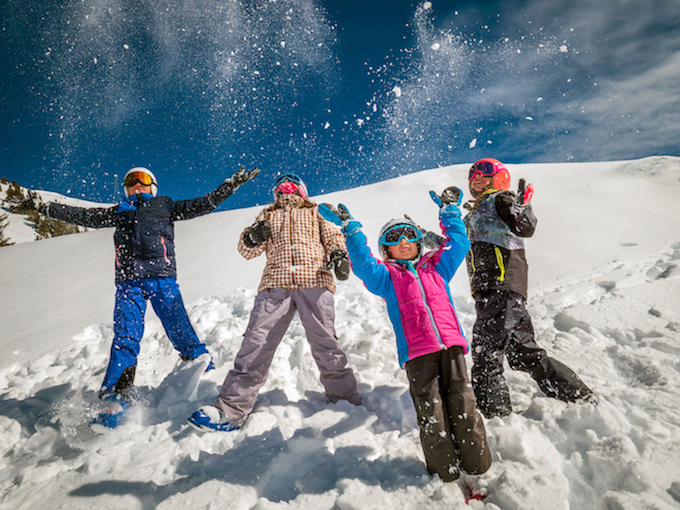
[1,157,679,509]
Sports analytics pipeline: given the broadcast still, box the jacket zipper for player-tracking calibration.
[466,188,499,275]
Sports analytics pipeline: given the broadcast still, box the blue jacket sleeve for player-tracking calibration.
[345,228,393,299]
[433,204,471,282]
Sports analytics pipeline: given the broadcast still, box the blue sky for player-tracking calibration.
[1,0,679,208]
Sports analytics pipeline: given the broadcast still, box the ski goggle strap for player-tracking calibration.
[124,171,155,187]
[468,161,498,181]
[275,173,303,186]
[380,224,423,246]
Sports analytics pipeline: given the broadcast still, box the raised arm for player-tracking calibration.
[171,166,260,221]
[495,178,537,237]
[41,202,117,229]
[429,187,471,281]
[319,203,392,297]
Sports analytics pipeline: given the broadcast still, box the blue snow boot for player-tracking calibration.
[90,394,129,432]
[187,406,239,432]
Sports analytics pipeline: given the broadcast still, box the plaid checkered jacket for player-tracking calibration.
[238,193,346,293]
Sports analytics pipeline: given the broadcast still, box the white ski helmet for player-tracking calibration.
[377,216,423,259]
[123,167,158,198]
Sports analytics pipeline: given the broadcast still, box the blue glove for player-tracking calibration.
[319,203,350,225]
[429,186,462,207]
[319,203,362,236]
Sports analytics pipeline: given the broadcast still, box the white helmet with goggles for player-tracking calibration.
[123,167,158,198]
[378,217,423,258]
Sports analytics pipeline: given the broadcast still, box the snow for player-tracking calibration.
[1,156,680,509]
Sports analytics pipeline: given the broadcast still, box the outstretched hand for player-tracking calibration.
[429,186,462,208]
[227,166,260,189]
[512,178,534,214]
[319,203,362,236]
[319,203,353,225]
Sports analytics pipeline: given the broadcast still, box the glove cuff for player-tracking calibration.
[342,219,363,236]
[439,203,462,219]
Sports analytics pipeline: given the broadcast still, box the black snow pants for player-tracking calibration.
[405,346,492,482]
[471,289,592,419]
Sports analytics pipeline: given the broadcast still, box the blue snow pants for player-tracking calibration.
[100,277,209,397]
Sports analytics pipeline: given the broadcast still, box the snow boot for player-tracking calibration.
[458,473,488,504]
[188,405,239,432]
[90,394,129,433]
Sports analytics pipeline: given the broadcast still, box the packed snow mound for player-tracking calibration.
[1,157,680,509]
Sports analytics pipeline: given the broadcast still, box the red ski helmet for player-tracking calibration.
[468,158,510,193]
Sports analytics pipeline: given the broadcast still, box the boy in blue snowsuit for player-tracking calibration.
[319,189,491,493]
[27,166,259,421]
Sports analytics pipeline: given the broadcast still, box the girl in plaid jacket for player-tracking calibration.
[189,174,359,431]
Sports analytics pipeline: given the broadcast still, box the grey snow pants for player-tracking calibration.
[214,287,359,425]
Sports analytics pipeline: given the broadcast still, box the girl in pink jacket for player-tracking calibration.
[320,188,491,497]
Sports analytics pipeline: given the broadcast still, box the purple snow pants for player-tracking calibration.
[214,287,359,426]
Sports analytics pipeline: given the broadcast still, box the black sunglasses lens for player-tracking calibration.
[385,226,417,243]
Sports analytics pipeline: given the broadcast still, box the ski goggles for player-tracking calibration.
[274,173,308,199]
[124,171,155,187]
[468,160,499,181]
[380,224,423,246]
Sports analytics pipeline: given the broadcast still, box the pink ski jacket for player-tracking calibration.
[346,205,470,367]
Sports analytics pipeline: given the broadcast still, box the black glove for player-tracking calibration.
[432,186,462,206]
[511,178,534,215]
[243,220,271,248]
[229,165,260,189]
[217,166,260,196]
[329,249,350,281]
